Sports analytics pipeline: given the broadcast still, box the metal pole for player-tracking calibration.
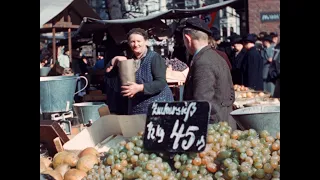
[68,16,72,63]
[92,43,97,64]
[52,27,57,64]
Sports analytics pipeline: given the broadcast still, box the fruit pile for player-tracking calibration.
[40,147,101,180]
[85,122,280,180]
[234,85,249,92]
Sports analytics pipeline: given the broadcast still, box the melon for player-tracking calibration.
[55,164,70,177]
[63,152,79,167]
[78,147,99,158]
[53,151,78,168]
[76,154,99,173]
[64,169,87,180]
[52,151,69,168]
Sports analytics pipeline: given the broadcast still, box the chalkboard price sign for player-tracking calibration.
[143,101,210,153]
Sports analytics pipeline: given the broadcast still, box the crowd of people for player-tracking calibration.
[228,31,280,97]
[40,17,280,129]
[171,23,280,98]
[40,43,106,101]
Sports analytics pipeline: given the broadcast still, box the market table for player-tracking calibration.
[167,80,184,101]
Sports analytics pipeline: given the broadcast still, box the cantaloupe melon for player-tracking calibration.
[64,169,87,180]
[76,154,99,173]
[78,147,99,158]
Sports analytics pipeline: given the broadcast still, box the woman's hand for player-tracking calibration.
[83,58,88,64]
[121,82,144,98]
[106,56,127,73]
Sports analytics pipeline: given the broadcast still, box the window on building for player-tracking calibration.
[222,26,227,38]
[174,0,185,9]
[222,9,227,18]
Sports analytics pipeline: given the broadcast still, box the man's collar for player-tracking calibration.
[193,45,207,57]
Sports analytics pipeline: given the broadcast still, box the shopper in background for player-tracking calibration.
[270,32,279,48]
[261,35,275,95]
[269,42,280,98]
[241,34,264,90]
[229,34,246,85]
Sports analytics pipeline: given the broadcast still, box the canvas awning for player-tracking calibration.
[73,0,238,44]
[40,0,101,31]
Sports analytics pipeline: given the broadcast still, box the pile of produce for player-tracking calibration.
[84,122,280,180]
[40,147,101,180]
[234,85,265,99]
[236,91,266,99]
[234,85,250,92]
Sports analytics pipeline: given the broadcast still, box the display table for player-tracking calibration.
[167,80,184,101]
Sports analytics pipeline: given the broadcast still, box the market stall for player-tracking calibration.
[40,0,102,152]
[40,1,280,179]
[40,101,280,180]
[40,0,101,63]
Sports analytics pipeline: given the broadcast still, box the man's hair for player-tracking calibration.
[183,28,208,41]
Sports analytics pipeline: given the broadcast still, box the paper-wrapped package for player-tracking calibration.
[118,59,136,86]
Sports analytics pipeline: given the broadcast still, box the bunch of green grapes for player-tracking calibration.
[83,163,111,180]
[172,153,215,180]
[89,132,177,180]
[177,122,280,180]
[84,122,280,180]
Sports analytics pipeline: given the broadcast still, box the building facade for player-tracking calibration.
[247,0,280,36]
[219,6,241,40]
[86,0,109,19]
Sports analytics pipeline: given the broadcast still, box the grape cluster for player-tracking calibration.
[83,164,111,180]
[84,122,280,180]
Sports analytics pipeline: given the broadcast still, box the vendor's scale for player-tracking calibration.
[41,110,74,135]
[51,111,73,135]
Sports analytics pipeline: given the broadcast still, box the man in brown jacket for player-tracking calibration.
[181,18,237,130]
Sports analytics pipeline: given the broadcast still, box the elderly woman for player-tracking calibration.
[106,28,174,114]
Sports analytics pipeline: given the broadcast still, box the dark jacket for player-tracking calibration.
[241,47,264,90]
[269,43,280,80]
[270,43,280,98]
[217,42,233,60]
[230,48,246,85]
[183,45,236,130]
[71,55,88,75]
[213,48,232,70]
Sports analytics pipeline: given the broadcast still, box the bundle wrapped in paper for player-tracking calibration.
[118,59,136,86]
